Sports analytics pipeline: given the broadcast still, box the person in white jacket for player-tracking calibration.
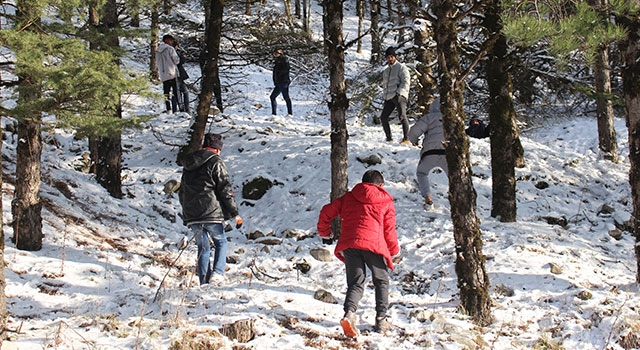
[407,97,448,210]
[156,34,180,113]
[379,47,411,144]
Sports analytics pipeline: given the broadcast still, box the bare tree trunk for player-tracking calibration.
[294,0,300,18]
[245,0,252,15]
[594,45,618,162]
[357,0,364,53]
[0,123,5,345]
[150,1,160,80]
[178,0,224,163]
[302,0,310,35]
[323,0,349,238]
[163,0,172,15]
[283,0,294,28]
[484,0,523,222]
[617,2,640,283]
[432,0,492,325]
[411,1,436,114]
[12,0,43,252]
[94,0,123,198]
[370,0,381,64]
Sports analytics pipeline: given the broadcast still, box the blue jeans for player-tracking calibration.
[190,223,227,285]
[270,82,292,115]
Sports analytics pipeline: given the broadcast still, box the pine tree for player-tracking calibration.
[0,0,150,250]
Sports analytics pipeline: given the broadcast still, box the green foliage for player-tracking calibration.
[503,14,555,48]
[0,0,153,138]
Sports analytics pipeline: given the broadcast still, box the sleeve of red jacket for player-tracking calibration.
[317,197,342,238]
[383,201,400,256]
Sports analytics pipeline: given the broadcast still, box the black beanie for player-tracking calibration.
[385,47,396,57]
[203,133,223,150]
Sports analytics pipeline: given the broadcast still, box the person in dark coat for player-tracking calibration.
[269,48,293,116]
[317,170,400,337]
[465,116,490,139]
[179,133,243,285]
[173,41,190,113]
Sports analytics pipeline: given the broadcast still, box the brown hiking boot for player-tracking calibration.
[340,311,358,338]
[374,316,393,332]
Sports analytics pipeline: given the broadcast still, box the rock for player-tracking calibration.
[540,215,568,229]
[242,176,274,200]
[293,260,311,274]
[219,318,255,343]
[494,284,515,297]
[256,237,282,245]
[549,262,563,274]
[163,179,180,195]
[576,290,592,300]
[609,228,623,241]
[313,289,338,304]
[247,230,265,240]
[535,181,549,189]
[310,248,333,262]
[598,203,615,216]
[356,154,382,166]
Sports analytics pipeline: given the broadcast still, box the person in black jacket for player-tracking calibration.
[270,48,293,116]
[465,117,490,139]
[179,133,243,285]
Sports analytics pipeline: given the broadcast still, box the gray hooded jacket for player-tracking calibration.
[156,42,180,82]
[407,98,446,158]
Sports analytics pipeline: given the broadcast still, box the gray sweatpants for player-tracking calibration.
[416,154,448,198]
[342,248,390,318]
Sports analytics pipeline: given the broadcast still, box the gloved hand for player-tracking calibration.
[322,238,334,245]
[234,215,243,229]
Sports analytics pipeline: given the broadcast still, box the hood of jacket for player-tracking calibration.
[158,42,172,54]
[350,182,393,205]
[182,149,217,172]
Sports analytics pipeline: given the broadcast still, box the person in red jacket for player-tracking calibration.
[317,169,400,337]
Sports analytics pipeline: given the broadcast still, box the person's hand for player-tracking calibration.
[234,215,243,229]
[322,238,334,245]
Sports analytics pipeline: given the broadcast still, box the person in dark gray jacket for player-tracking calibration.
[407,97,448,210]
[179,133,243,284]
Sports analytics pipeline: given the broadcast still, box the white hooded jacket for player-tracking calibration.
[156,42,180,82]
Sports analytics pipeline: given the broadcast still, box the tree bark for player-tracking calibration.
[617,2,640,283]
[178,0,224,163]
[410,1,436,115]
[369,0,382,64]
[357,0,364,53]
[323,0,349,238]
[94,0,123,198]
[484,0,523,222]
[0,123,5,346]
[12,0,44,252]
[431,0,492,325]
[150,1,160,81]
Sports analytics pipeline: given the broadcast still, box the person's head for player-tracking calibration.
[274,49,283,57]
[162,34,175,45]
[385,47,397,64]
[203,133,223,151]
[470,117,482,126]
[362,170,384,186]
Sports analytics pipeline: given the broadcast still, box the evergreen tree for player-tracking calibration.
[0,0,150,250]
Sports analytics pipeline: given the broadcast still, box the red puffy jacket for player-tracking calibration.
[317,182,400,270]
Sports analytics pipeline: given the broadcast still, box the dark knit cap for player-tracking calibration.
[385,47,396,57]
[203,133,223,150]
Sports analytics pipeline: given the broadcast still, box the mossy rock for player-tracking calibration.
[242,176,274,200]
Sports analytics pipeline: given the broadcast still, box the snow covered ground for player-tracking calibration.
[2,2,640,350]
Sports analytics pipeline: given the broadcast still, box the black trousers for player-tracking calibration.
[342,248,390,318]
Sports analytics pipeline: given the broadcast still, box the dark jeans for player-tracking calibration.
[342,248,390,318]
[270,82,292,115]
[177,79,189,112]
[162,79,179,113]
[380,95,409,141]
